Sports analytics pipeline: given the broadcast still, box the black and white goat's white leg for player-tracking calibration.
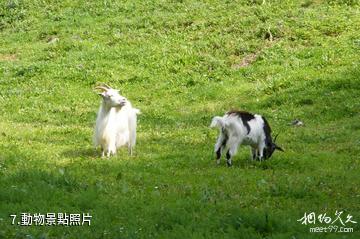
[214,134,227,164]
[225,138,241,167]
[251,147,258,160]
[258,142,266,161]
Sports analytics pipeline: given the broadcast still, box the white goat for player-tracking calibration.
[210,110,283,166]
[94,84,140,157]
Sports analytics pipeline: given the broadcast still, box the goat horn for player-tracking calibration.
[95,82,112,89]
[275,145,284,152]
[274,133,279,142]
[100,83,112,89]
[94,86,109,92]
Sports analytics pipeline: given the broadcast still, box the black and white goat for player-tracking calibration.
[94,84,140,158]
[210,110,283,166]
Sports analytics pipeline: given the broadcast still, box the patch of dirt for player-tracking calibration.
[231,40,277,69]
[47,36,59,44]
[231,52,260,69]
[0,54,17,61]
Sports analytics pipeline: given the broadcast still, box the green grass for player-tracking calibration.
[1,0,360,238]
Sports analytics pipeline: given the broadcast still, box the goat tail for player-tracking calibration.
[128,108,139,152]
[210,116,225,128]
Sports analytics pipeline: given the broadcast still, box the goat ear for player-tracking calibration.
[275,145,284,152]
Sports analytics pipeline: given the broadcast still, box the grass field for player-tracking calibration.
[1,0,360,238]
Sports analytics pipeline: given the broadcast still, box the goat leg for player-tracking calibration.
[251,147,258,160]
[226,150,232,167]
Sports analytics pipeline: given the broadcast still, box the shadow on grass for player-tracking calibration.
[261,66,360,120]
[61,147,99,159]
